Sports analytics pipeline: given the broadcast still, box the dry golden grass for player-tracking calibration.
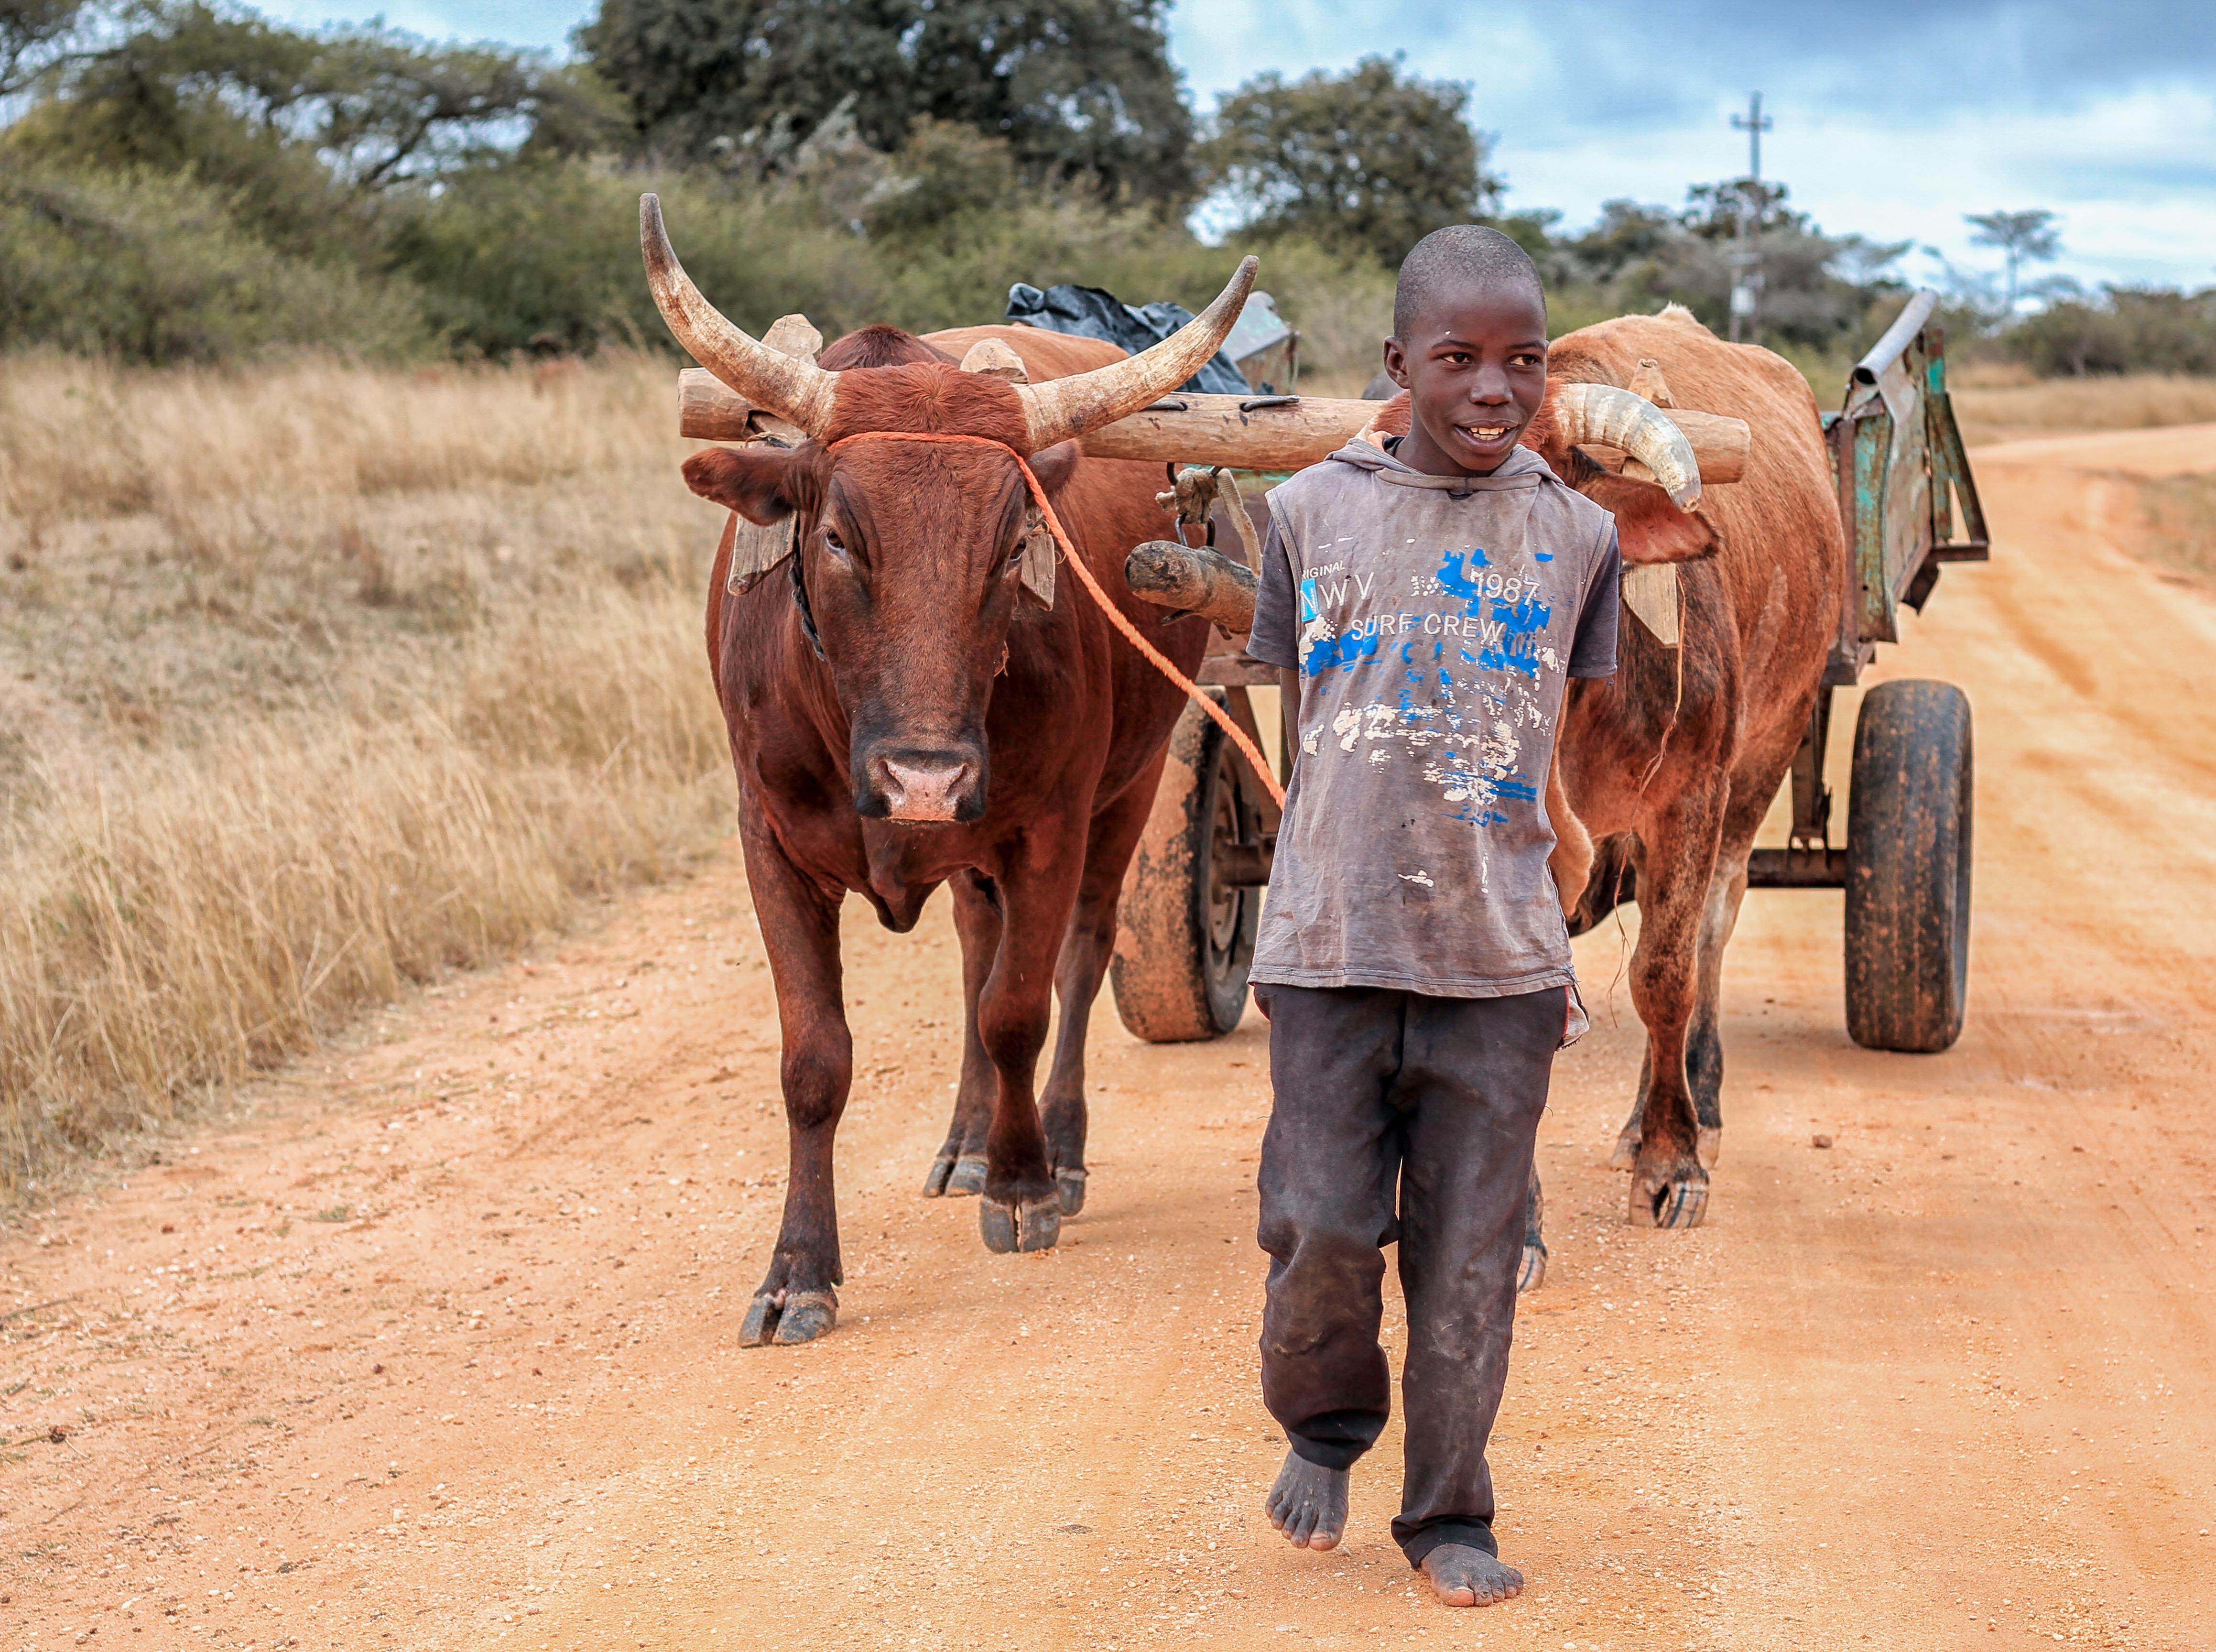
[0,352,733,1192]
[1952,373,2216,447]
[2138,474,2216,584]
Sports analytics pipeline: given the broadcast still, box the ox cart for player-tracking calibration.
[1105,289,1989,1055]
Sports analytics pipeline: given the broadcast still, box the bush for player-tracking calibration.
[0,164,429,363]
[384,161,891,356]
[2005,286,2216,377]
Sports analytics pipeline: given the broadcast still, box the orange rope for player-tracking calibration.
[827,432,1286,807]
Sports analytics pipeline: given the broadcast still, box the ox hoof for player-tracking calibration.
[1517,1241,1547,1294]
[980,1196,1062,1254]
[1054,1167,1088,1216]
[923,1152,989,1197]
[740,1288,838,1348]
[1696,1124,1722,1168]
[1631,1170,1709,1229]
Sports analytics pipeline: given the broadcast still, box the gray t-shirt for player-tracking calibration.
[1246,438,1620,999]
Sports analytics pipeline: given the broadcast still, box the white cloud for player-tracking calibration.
[1170,0,2216,290]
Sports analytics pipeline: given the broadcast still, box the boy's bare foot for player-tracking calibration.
[1265,1451,1347,1550]
[1420,1543,1523,1607]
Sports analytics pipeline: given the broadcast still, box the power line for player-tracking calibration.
[1728,91,1772,343]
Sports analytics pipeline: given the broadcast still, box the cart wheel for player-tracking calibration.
[1844,679,1973,1053]
[1110,702,1261,1042]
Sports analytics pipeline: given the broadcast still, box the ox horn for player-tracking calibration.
[1013,257,1260,453]
[640,194,840,437]
[1551,382,1703,511]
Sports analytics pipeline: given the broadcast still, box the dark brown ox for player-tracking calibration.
[1369,304,1842,1240]
[641,196,1253,1346]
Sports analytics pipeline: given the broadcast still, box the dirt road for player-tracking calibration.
[7,426,2215,1652]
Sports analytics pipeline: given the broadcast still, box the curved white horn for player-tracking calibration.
[1015,257,1260,452]
[1552,381,1702,510]
[641,194,840,438]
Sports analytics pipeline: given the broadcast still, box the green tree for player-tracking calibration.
[575,0,1194,206]
[1965,208,2061,310]
[6,3,591,255]
[0,0,88,96]
[1200,56,1499,266]
[1548,184,1905,354]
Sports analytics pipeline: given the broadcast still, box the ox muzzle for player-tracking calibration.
[858,745,987,825]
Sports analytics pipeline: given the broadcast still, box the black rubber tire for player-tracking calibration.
[1109,702,1260,1042]
[1844,679,1974,1053]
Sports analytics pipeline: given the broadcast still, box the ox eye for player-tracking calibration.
[822,527,847,555]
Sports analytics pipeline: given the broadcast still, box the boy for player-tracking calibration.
[1242,225,1619,1608]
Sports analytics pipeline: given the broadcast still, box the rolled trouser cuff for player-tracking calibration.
[1288,1434,1369,1473]
[1396,1518,1498,1568]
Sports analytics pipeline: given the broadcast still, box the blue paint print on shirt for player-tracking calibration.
[1303,627,1380,678]
[1436,546,1490,598]
[1476,592,1553,679]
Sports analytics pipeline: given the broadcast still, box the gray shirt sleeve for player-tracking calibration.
[1246,516,1298,671]
[1567,527,1620,678]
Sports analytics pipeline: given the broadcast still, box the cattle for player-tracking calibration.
[1351,305,1843,1245]
[1535,307,1844,1233]
[640,195,1255,1346]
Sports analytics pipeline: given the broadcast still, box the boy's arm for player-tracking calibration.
[1245,516,1298,672]
[1567,528,1622,679]
[1245,518,1303,762]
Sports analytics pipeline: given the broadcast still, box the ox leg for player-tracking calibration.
[1686,849,1751,1167]
[921,870,1002,1199]
[1039,772,1163,1217]
[1610,1046,1653,1171]
[1519,1167,1548,1293]
[736,822,852,1347]
[1624,784,1727,1229]
[975,840,1087,1254]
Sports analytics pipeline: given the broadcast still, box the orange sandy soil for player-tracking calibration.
[6,427,2216,1652]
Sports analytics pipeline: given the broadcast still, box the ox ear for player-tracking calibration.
[1014,442,1082,610]
[1026,439,1082,499]
[1580,473,1720,566]
[1355,390,1412,448]
[681,443,825,527]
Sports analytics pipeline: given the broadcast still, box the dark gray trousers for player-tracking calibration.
[1255,982,1561,1567]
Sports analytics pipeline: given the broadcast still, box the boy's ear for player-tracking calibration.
[680,444,826,526]
[1380,337,1411,391]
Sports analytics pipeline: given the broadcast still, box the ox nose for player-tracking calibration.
[871,751,980,823]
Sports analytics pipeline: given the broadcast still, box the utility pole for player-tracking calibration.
[1728,91,1772,343]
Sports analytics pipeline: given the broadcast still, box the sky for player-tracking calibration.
[255,0,2216,294]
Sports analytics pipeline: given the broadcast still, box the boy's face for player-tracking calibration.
[1381,286,1549,477]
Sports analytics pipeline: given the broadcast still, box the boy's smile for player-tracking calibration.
[1381,288,1550,478]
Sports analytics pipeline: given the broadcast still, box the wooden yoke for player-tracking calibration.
[679,369,1751,483]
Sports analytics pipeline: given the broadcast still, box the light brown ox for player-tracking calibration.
[1369,304,1845,1238]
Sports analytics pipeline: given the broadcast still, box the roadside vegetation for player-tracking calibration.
[0,354,728,1190]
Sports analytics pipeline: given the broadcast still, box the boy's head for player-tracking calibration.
[1382,226,1549,478]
